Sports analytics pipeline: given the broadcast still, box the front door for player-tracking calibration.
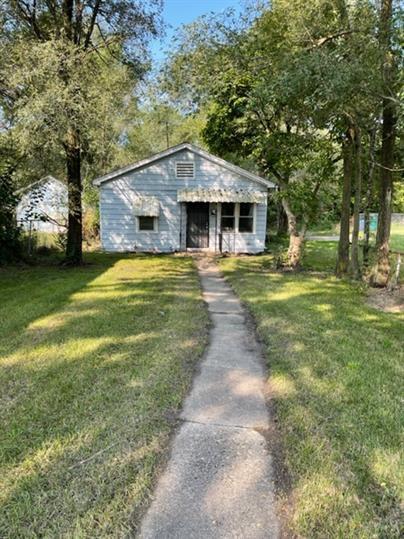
[186,203,209,248]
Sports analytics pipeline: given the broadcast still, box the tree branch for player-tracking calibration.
[74,0,84,45]
[266,164,287,188]
[310,30,356,49]
[84,0,102,50]
[373,162,404,172]
[12,0,44,39]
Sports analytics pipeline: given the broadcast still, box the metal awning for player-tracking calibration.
[177,188,267,203]
[133,196,160,216]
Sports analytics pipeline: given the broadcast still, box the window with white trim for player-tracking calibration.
[138,216,158,232]
[238,203,254,233]
[175,161,195,178]
[221,202,236,232]
[220,202,255,233]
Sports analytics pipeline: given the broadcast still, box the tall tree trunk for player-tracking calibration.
[65,127,83,264]
[336,129,354,277]
[282,197,305,269]
[350,125,362,279]
[371,109,395,286]
[371,0,397,287]
[276,201,288,236]
[363,127,377,267]
[61,0,83,265]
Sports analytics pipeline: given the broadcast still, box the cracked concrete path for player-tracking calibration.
[139,259,279,539]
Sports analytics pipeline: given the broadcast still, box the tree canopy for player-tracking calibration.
[0,0,402,282]
[162,0,402,276]
[0,0,162,263]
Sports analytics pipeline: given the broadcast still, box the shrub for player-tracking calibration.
[83,207,99,248]
[0,167,21,263]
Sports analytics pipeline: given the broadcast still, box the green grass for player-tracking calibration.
[220,255,403,537]
[308,222,340,236]
[0,253,208,538]
[390,224,404,252]
[303,222,404,276]
[307,222,404,252]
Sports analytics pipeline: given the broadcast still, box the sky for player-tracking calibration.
[151,0,243,64]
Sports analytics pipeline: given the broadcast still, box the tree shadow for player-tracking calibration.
[223,256,403,537]
[0,253,208,537]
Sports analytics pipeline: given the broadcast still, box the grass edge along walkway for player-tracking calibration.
[0,253,208,538]
[220,255,403,539]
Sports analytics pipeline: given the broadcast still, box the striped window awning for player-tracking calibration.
[133,196,160,216]
[177,188,267,203]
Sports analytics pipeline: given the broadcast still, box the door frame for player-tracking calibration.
[186,202,210,249]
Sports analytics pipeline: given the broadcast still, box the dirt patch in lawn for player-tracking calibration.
[367,285,404,313]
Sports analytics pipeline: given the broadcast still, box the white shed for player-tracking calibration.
[94,143,275,254]
[17,176,68,233]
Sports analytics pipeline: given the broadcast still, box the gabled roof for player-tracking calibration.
[93,143,275,188]
[17,175,66,195]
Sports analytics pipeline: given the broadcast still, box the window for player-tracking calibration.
[220,202,255,233]
[176,161,195,178]
[138,216,157,231]
[238,203,254,233]
[221,202,236,231]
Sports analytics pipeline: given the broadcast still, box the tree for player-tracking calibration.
[116,92,207,164]
[0,164,20,263]
[349,125,362,279]
[363,125,377,267]
[1,1,161,264]
[371,0,399,286]
[163,1,378,268]
[336,128,354,276]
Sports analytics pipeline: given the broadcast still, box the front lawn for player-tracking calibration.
[220,255,403,538]
[390,223,404,252]
[0,253,207,537]
[303,235,404,278]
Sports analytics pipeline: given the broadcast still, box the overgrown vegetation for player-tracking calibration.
[1,1,162,264]
[220,254,403,538]
[0,166,20,263]
[0,254,207,537]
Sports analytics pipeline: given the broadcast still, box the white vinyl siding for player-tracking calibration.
[99,149,268,253]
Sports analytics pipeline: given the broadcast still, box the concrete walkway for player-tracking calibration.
[139,259,279,539]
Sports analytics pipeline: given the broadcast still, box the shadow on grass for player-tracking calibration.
[0,253,207,537]
[221,256,403,537]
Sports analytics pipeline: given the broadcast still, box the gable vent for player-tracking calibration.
[175,161,195,179]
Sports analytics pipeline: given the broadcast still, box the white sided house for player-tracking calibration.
[17,176,68,233]
[94,144,275,254]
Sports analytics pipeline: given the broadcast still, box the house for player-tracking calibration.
[93,143,275,254]
[16,176,68,233]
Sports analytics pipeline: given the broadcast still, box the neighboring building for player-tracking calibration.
[359,213,404,231]
[17,176,68,233]
[94,143,275,254]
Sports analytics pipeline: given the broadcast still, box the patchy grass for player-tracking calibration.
[0,253,207,538]
[307,223,404,251]
[303,240,340,272]
[220,255,403,538]
[303,236,404,278]
[390,224,404,253]
[308,222,340,236]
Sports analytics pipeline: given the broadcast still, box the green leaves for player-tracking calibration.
[0,166,21,263]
